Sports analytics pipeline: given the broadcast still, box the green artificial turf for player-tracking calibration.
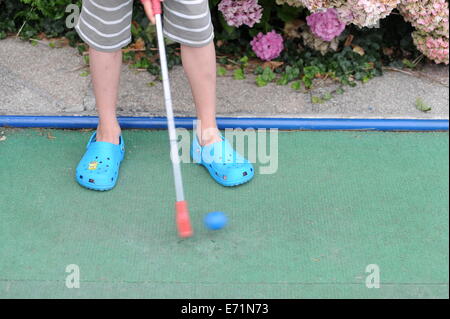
[0,128,448,298]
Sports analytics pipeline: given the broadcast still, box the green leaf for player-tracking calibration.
[254,66,264,75]
[415,98,432,112]
[123,51,135,63]
[130,23,140,38]
[285,66,300,81]
[354,72,363,81]
[79,71,90,77]
[83,55,90,65]
[303,66,320,78]
[147,64,161,76]
[77,45,87,55]
[291,81,301,91]
[233,68,245,80]
[255,75,268,87]
[240,56,249,65]
[402,59,416,69]
[322,92,333,101]
[311,96,323,104]
[261,67,276,82]
[335,87,345,95]
[277,74,289,86]
[302,76,313,89]
[217,66,227,77]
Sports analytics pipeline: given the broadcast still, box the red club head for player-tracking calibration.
[176,201,193,238]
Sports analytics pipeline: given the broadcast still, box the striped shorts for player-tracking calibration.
[75,0,214,52]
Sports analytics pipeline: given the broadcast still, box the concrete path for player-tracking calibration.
[0,37,448,119]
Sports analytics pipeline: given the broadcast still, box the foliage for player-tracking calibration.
[0,0,444,94]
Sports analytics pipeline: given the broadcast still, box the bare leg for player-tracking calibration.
[89,47,122,144]
[180,42,221,146]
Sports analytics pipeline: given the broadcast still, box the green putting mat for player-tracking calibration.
[0,128,448,298]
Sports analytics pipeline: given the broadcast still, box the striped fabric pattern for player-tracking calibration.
[75,0,214,52]
[163,0,214,47]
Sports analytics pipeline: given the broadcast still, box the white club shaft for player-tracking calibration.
[155,14,185,202]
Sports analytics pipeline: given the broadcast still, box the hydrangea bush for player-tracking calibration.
[1,0,447,64]
[220,0,449,64]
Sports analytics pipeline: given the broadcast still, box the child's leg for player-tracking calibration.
[160,0,219,146]
[75,0,135,145]
[180,42,221,146]
[181,41,255,186]
[89,48,122,145]
[74,0,133,190]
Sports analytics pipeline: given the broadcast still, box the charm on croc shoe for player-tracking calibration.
[88,161,98,170]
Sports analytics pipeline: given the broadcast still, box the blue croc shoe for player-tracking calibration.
[191,134,254,187]
[76,132,125,191]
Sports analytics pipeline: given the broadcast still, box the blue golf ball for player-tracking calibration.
[204,212,228,230]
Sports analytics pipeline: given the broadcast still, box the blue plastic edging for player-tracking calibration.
[0,115,448,131]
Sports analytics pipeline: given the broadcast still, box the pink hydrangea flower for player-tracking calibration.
[399,0,449,38]
[218,0,263,28]
[250,30,284,61]
[413,31,449,64]
[306,8,346,42]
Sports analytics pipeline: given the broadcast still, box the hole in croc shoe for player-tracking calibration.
[243,171,248,177]
[106,165,109,167]
[251,168,253,172]
[223,175,227,180]
[79,175,83,179]
[107,157,110,160]
[111,177,114,181]
[89,178,95,183]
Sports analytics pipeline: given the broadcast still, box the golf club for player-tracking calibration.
[150,0,193,238]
